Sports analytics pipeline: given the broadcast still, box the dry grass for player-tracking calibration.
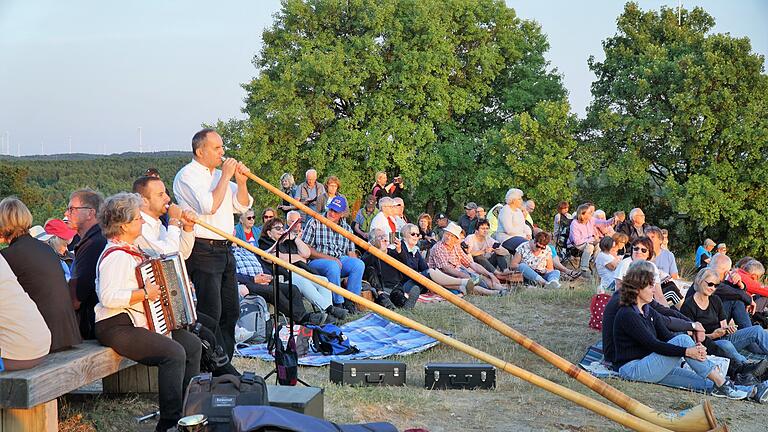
[60,284,766,431]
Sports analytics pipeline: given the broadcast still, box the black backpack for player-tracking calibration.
[183,372,269,431]
[231,405,398,432]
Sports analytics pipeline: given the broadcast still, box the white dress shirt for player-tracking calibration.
[173,159,254,240]
[136,211,195,259]
[369,212,393,235]
[495,205,531,242]
[94,241,148,329]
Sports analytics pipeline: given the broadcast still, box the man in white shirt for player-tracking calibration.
[369,197,397,236]
[173,128,253,359]
[133,175,195,259]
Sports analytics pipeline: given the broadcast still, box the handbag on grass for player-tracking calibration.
[589,293,612,330]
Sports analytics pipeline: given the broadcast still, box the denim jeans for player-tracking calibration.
[186,240,239,359]
[618,334,715,392]
[517,263,560,285]
[288,272,332,310]
[308,256,364,305]
[715,325,768,365]
[721,300,753,330]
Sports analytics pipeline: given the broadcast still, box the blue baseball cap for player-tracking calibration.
[327,196,348,213]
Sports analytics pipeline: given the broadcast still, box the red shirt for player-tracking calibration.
[737,268,768,297]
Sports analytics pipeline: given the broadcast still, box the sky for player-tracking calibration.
[0,1,765,156]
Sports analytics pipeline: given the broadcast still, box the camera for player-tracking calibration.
[393,176,403,184]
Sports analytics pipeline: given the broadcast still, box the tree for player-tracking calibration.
[220,0,571,221]
[581,2,768,259]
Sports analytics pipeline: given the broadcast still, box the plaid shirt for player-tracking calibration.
[428,239,472,270]
[302,218,355,258]
[232,246,263,277]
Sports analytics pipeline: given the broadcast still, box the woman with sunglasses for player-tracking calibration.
[508,231,561,289]
[612,236,666,304]
[680,268,768,386]
[259,217,347,320]
[234,209,259,248]
[612,261,753,400]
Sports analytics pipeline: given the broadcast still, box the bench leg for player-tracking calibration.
[0,400,57,432]
[103,364,158,394]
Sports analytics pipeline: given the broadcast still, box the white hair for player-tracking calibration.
[628,208,643,221]
[305,168,317,178]
[594,209,606,219]
[378,197,394,210]
[504,188,523,204]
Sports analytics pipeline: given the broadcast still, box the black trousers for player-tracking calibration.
[237,274,307,323]
[474,254,508,272]
[96,313,201,423]
[186,239,239,359]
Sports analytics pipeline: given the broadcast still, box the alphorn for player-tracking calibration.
[195,219,674,432]
[234,167,720,432]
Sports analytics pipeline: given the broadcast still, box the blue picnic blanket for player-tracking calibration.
[235,313,440,366]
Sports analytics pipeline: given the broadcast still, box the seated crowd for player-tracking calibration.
[3,128,768,432]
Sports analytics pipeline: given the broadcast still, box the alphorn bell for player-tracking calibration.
[194,218,676,432]
[231,164,720,432]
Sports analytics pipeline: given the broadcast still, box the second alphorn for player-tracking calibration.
[234,167,719,432]
[195,218,677,432]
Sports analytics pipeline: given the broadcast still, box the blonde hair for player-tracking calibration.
[0,197,34,242]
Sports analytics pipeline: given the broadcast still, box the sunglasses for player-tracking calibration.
[263,215,274,220]
[535,243,548,250]
[245,216,255,220]
[409,232,419,237]
[272,225,284,231]
[632,246,648,253]
[704,281,717,288]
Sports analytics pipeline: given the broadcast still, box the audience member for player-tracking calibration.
[428,222,506,295]
[523,200,536,230]
[496,188,531,253]
[703,253,756,330]
[613,237,664,300]
[302,196,364,314]
[476,206,486,220]
[66,188,107,339]
[568,204,612,276]
[316,176,344,214]
[736,259,768,312]
[0,254,51,371]
[259,216,345,320]
[371,171,403,203]
[594,236,620,293]
[661,228,669,250]
[464,218,508,272]
[458,202,479,236]
[432,213,450,241]
[717,243,728,256]
[647,226,678,280]
[392,197,407,230]
[611,261,749,400]
[0,197,82,352]
[369,197,397,238]
[680,268,768,385]
[552,201,571,239]
[361,228,401,310]
[277,172,298,215]
[416,212,437,251]
[615,208,648,242]
[94,192,202,432]
[234,209,259,248]
[352,195,378,241]
[593,210,614,239]
[297,169,325,218]
[509,231,561,289]
[695,239,716,270]
[36,220,76,280]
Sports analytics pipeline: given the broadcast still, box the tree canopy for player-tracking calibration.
[580,2,768,259]
[218,0,571,219]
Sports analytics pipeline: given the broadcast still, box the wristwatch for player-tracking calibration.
[142,287,149,301]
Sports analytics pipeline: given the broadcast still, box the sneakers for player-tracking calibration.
[376,292,396,310]
[402,285,421,309]
[734,372,760,387]
[544,279,561,289]
[744,359,768,380]
[342,300,359,315]
[712,379,750,400]
[326,305,348,321]
[753,381,768,403]
[302,312,329,326]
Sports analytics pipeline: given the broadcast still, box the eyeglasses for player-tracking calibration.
[377,236,389,241]
[632,246,648,253]
[272,225,284,231]
[245,216,255,220]
[65,206,92,213]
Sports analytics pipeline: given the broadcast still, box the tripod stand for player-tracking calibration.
[264,219,309,386]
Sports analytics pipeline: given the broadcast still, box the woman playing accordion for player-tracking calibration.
[94,192,201,432]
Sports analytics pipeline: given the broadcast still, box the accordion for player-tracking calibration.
[136,253,197,335]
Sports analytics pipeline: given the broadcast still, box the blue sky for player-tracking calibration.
[0,0,765,156]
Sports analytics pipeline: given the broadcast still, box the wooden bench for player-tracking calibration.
[0,341,140,432]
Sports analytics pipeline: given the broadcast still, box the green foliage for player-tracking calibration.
[580,2,768,260]
[0,155,189,225]
[220,0,570,222]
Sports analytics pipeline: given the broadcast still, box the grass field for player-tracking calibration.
[59,282,766,431]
